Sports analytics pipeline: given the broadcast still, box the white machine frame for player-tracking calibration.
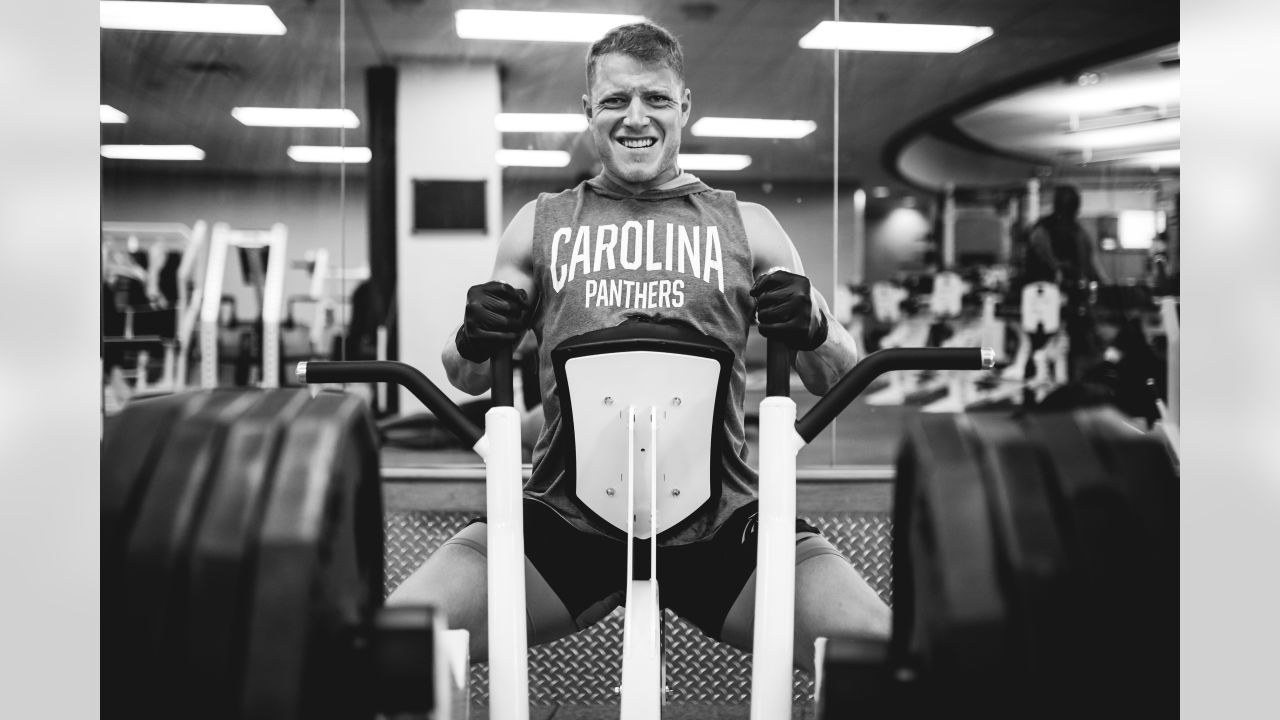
[198,222,288,388]
[483,341,801,720]
[101,220,209,393]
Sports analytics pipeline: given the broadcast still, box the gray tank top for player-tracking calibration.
[525,174,759,545]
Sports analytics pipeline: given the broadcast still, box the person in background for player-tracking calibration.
[1024,184,1111,381]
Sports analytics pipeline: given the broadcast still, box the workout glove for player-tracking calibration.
[455,281,532,363]
[750,269,828,351]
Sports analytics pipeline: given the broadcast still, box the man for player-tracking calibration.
[1025,185,1111,381]
[389,22,888,673]
[1025,185,1110,289]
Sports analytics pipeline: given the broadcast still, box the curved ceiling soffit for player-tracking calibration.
[883,27,1180,195]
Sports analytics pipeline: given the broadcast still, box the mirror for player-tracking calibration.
[100,2,1178,473]
[101,1,360,411]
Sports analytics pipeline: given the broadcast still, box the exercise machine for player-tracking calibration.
[101,220,208,402]
[198,222,288,389]
[102,303,1175,718]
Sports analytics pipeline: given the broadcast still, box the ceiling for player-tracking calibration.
[100,0,1180,193]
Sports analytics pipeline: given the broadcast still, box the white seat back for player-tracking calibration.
[1021,281,1062,334]
[563,350,720,538]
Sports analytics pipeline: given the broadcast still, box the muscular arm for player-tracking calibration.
[740,202,858,395]
[442,200,540,394]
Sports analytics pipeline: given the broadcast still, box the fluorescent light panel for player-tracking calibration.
[690,117,817,139]
[495,150,572,167]
[100,2,286,35]
[456,9,645,42]
[101,105,128,123]
[799,21,993,53]
[678,154,752,171]
[101,144,205,161]
[495,113,588,133]
[287,146,372,163]
[1060,118,1180,151]
[233,107,360,128]
[1098,149,1181,167]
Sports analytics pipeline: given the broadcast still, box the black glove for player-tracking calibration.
[455,281,531,362]
[750,269,828,351]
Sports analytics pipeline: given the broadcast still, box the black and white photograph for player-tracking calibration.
[6,1,1279,718]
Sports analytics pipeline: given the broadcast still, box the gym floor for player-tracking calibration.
[465,703,810,719]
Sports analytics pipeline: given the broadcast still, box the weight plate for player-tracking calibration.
[816,637,894,720]
[103,392,212,564]
[964,413,1071,700]
[1067,408,1177,714]
[892,413,1005,689]
[181,389,314,719]
[240,391,382,720]
[103,390,214,717]
[116,389,266,718]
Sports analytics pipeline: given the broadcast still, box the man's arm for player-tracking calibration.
[740,202,858,395]
[442,200,539,395]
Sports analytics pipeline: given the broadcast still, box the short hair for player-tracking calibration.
[586,22,685,90]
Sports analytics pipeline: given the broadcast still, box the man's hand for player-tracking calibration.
[750,269,828,351]
[455,281,532,363]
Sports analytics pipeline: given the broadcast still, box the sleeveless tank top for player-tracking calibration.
[525,174,758,545]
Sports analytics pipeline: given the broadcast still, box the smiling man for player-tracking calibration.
[389,21,888,675]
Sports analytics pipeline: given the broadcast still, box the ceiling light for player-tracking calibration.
[233,107,359,128]
[690,117,817,139]
[100,105,128,124]
[1061,118,1180,150]
[495,150,572,167]
[678,154,752,171]
[495,114,588,133]
[100,2,286,35]
[974,73,1180,118]
[455,9,645,42]
[799,21,993,53]
[101,144,205,161]
[1092,149,1181,167]
[287,146,372,163]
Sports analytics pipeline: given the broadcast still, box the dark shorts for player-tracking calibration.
[458,498,834,641]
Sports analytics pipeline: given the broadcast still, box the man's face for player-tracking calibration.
[583,53,691,189]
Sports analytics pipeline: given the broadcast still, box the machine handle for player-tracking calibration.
[298,360,483,448]
[765,339,791,398]
[490,345,514,408]
[795,347,993,444]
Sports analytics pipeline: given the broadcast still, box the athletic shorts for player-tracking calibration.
[443,498,845,642]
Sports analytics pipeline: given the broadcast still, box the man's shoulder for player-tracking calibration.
[735,201,783,231]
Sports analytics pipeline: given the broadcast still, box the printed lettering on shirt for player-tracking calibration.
[550,221,725,308]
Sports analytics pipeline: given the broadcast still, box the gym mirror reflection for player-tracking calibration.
[99,2,1179,467]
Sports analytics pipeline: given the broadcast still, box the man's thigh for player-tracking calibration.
[718,533,890,673]
[385,522,581,662]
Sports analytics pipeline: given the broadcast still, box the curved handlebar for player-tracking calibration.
[792,347,993,444]
[297,345,516,449]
